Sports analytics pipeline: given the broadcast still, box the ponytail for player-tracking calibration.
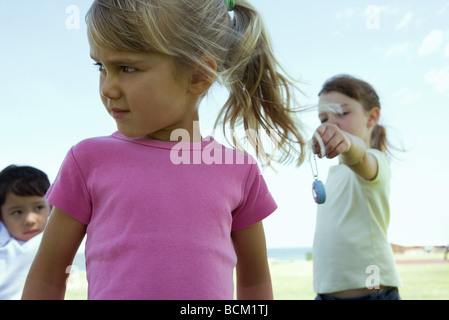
[215,1,306,166]
[87,0,307,166]
[371,124,387,153]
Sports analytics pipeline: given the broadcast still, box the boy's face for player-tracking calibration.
[0,193,50,242]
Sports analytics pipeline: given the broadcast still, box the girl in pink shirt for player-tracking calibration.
[23,0,306,300]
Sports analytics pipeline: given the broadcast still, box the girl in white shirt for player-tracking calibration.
[312,74,402,300]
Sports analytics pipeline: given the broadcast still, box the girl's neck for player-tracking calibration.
[144,120,203,142]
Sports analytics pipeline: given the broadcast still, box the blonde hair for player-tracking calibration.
[86,0,306,166]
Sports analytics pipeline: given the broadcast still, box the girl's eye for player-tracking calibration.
[93,63,136,73]
[94,62,105,72]
[123,66,136,73]
[320,118,328,123]
[11,210,22,216]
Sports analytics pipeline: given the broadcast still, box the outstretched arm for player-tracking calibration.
[22,207,86,300]
[231,221,273,300]
[313,123,379,181]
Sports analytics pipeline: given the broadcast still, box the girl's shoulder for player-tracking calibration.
[70,132,129,157]
[365,148,391,184]
[367,149,390,170]
[64,133,124,169]
[73,133,118,149]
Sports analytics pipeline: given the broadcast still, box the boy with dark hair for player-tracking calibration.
[0,165,51,299]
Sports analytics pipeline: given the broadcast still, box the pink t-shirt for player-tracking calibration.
[47,132,276,300]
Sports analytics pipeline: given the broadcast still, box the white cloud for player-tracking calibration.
[418,29,444,55]
[395,12,414,30]
[384,42,411,58]
[424,66,449,95]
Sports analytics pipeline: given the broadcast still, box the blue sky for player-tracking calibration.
[1,1,448,247]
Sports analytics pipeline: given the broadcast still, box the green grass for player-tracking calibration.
[394,253,449,300]
[65,253,449,300]
[270,260,315,300]
[269,253,449,300]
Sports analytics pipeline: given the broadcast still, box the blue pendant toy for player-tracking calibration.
[310,154,326,204]
[312,179,326,204]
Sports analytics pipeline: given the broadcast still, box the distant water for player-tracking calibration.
[267,247,313,261]
[72,247,312,272]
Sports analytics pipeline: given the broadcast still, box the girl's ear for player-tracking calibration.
[367,107,380,128]
[188,56,217,96]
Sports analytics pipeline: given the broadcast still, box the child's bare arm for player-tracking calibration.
[340,132,379,181]
[231,221,273,300]
[22,207,86,300]
[313,123,379,181]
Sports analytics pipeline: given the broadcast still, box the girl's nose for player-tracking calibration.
[100,75,121,101]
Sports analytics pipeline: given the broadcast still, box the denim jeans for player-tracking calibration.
[315,288,401,300]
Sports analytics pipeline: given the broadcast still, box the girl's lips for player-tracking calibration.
[110,108,130,120]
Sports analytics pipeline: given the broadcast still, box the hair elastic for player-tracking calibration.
[224,0,235,11]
